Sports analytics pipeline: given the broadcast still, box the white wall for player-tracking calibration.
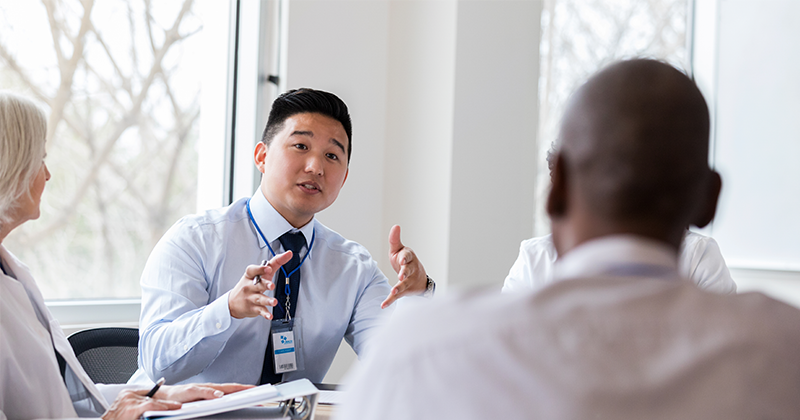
[285,0,390,272]
[693,0,800,308]
[283,0,543,382]
[712,0,800,271]
[447,1,541,290]
[383,0,458,292]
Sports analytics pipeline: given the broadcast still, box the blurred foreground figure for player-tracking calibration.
[337,60,800,420]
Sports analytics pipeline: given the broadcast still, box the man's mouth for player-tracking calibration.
[300,183,320,191]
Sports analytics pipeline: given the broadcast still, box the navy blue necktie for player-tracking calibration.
[259,231,305,385]
[272,231,305,320]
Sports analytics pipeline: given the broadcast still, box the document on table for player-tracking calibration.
[144,384,279,420]
[318,390,345,405]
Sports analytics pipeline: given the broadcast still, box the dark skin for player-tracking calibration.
[546,59,722,258]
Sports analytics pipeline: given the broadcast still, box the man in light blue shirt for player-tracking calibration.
[130,88,432,386]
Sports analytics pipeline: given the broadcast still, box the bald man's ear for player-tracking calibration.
[691,170,722,229]
[546,153,569,219]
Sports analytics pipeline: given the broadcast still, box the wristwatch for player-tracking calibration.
[422,275,436,298]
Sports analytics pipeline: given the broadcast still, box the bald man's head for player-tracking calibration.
[547,59,721,254]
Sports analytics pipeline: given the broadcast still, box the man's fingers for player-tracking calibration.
[245,251,293,280]
[270,251,293,266]
[252,280,275,292]
[381,282,407,308]
[392,282,404,296]
[381,292,398,309]
[251,295,275,320]
[230,275,280,319]
[397,264,416,281]
[258,308,273,320]
[256,295,277,307]
[388,225,403,254]
[396,248,414,266]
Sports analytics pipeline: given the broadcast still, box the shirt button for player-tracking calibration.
[184,345,189,351]
[216,322,222,329]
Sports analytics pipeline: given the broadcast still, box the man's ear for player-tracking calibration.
[254,142,267,174]
[546,153,569,219]
[691,170,722,229]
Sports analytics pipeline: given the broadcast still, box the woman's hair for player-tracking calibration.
[0,92,47,227]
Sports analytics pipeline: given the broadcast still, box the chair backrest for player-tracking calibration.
[67,327,140,384]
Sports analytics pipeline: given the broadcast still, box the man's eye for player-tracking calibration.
[294,144,307,150]
[326,153,339,161]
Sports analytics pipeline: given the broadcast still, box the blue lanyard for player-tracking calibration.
[246,199,315,288]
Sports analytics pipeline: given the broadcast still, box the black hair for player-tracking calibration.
[261,88,352,162]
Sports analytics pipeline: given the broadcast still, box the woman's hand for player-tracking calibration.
[156,383,254,402]
[102,383,254,420]
[102,388,180,420]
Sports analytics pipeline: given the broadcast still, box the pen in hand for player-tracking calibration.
[253,259,268,285]
[146,377,166,398]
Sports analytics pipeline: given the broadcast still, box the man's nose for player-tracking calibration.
[305,154,324,176]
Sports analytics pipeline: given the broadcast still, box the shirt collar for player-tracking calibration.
[249,189,315,249]
[553,234,679,281]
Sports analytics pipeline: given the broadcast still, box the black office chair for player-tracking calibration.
[67,327,140,384]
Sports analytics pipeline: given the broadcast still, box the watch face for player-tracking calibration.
[424,276,435,297]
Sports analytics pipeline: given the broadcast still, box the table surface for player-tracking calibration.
[313,404,336,420]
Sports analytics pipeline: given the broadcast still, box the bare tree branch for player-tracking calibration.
[0,43,50,102]
[88,21,133,97]
[42,0,66,68]
[82,60,127,110]
[42,0,95,146]
[0,38,90,147]
[25,0,196,243]
[145,0,158,53]
[177,25,202,42]
[127,1,141,81]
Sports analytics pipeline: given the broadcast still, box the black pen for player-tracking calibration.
[145,377,166,398]
[253,259,268,285]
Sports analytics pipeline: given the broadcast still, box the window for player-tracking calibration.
[533,0,691,236]
[0,0,232,299]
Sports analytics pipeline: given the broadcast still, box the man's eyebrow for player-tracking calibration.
[330,138,346,154]
[290,130,314,137]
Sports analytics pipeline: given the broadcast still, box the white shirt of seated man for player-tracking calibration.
[502,230,736,294]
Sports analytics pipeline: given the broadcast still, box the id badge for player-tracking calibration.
[270,318,303,374]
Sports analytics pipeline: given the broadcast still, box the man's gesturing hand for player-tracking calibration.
[228,251,293,319]
[382,225,428,308]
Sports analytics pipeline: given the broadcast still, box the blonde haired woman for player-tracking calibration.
[0,92,249,419]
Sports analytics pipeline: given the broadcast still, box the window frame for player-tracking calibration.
[45,0,287,329]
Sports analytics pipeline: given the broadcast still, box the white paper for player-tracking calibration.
[318,390,344,405]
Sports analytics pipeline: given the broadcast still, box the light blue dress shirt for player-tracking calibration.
[129,190,392,385]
